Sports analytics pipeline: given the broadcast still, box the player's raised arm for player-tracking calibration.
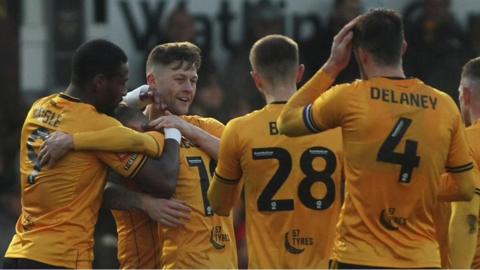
[277,17,357,137]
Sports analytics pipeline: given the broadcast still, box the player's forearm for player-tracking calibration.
[102,181,146,211]
[187,125,220,160]
[449,197,480,268]
[277,69,334,137]
[73,126,161,157]
[286,69,335,110]
[135,139,180,198]
[208,175,239,216]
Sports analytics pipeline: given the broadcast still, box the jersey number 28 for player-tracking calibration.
[253,147,337,212]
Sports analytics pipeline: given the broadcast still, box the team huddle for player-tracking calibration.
[3,8,480,269]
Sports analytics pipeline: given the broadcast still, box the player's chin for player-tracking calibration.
[174,103,191,115]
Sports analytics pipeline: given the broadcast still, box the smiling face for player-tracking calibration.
[150,61,198,115]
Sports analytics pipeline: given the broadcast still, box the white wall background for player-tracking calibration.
[21,0,480,92]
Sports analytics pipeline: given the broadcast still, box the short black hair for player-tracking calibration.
[146,42,201,72]
[71,39,128,87]
[353,8,404,66]
[462,57,480,81]
[114,105,148,130]
[249,34,298,84]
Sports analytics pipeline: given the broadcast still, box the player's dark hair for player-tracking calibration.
[353,8,404,66]
[249,34,299,83]
[146,42,201,72]
[71,39,128,87]
[114,105,148,131]
[462,57,480,82]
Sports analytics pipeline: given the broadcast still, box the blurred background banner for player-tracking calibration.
[4,0,480,268]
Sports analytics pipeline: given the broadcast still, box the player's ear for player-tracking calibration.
[146,72,157,88]
[296,64,305,83]
[92,74,107,91]
[250,71,263,90]
[357,47,368,65]
[463,86,473,106]
[401,40,408,56]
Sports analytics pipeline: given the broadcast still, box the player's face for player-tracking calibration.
[154,61,198,115]
[97,62,129,116]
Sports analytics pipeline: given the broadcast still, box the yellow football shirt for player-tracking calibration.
[112,179,162,269]
[159,115,238,269]
[282,71,474,268]
[465,121,480,269]
[5,93,155,268]
[211,102,343,268]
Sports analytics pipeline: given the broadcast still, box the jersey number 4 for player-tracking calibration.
[377,117,421,183]
[253,147,337,212]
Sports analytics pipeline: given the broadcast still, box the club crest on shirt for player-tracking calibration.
[379,208,407,231]
[123,153,138,171]
[116,153,129,161]
[210,225,230,250]
[284,229,313,254]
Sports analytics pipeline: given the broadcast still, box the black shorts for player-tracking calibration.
[2,258,66,269]
[329,260,440,269]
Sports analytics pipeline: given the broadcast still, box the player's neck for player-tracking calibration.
[145,105,164,120]
[363,64,405,80]
[470,110,480,126]
[64,83,95,105]
[263,85,296,104]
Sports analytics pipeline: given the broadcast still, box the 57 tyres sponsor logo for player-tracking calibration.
[284,229,314,254]
[210,226,230,249]
[379,208,407,231]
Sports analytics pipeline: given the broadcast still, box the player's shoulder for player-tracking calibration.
[466,122,480,138]
[31,93,58,107]
[182,114,225,137]
[224,108,267,134]
[418,81,458,107]
[182,114,224,127]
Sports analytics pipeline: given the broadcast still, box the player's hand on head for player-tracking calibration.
[323,16,360,77]
[143,197,191,227]
[143,85,167,111]
[38,131,74,169]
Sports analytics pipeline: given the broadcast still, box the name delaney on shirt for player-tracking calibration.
[370,87,438,110]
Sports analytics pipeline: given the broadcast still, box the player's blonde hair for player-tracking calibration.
[249,34,299,84]
[146,42,201,74]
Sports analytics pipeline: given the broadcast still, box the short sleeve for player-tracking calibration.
[215,119,242,182]
[96,131,165,179]
[98,152,148,179]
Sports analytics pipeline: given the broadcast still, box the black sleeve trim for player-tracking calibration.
[445,162,474,173]
[214,171,240,185]
[147,133,161,157]
[475,188,480,196]
[129,155,148,179]
[302,104,322,133]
